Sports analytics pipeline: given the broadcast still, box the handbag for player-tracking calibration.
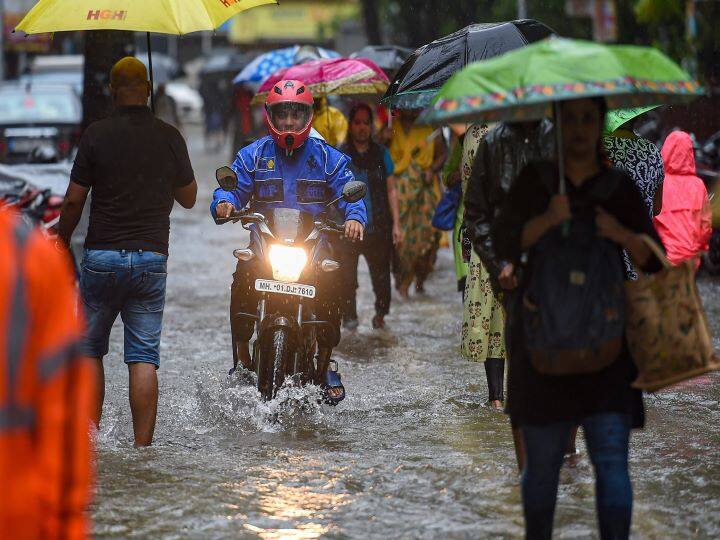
[625,235,720,392]
[432,182,461,231]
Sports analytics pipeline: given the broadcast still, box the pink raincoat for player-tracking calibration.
[654,131,712,266]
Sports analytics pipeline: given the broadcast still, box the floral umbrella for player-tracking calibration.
[420,38,703,197]
[420,38,703,126]
[251,57,389,105]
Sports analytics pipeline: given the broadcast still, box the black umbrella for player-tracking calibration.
[350,45,415,74]
[382,19,555,109]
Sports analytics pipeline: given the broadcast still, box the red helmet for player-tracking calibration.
[264,79,314,153]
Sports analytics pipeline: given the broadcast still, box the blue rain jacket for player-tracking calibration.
[211,136,367,226]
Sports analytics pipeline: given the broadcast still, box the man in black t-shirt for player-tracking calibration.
[58,57,197,447]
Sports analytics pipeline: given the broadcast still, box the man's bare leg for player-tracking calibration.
[91,357,105,426]
[128,362,158,447]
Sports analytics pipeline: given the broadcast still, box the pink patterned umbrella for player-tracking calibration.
[252,57,389,105]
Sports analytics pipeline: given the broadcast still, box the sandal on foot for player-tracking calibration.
[322,361,345,406]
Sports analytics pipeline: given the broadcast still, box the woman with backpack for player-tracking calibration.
[491,97,664,540]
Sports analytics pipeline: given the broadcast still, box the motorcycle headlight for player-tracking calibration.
[268,244,307,283]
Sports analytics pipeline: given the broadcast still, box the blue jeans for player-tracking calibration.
[521,413,632,540]
[80,249,167,367]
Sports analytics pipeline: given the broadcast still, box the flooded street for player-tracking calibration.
[92,127,719,539]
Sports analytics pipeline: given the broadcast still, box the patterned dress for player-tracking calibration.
[390,123,441,283]
[604,132,665,279]
[460,124,506,363]
[451,125,489,285]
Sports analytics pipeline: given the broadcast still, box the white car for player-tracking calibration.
[164,81,204,125]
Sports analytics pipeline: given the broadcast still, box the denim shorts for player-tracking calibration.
[79,249,167,367]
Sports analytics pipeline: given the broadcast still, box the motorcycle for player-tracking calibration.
[0,178,63,236]
[214,166,366,401]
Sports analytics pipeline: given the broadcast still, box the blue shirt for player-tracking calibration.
[210,136,367,226]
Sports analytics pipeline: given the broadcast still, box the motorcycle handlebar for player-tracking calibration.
[314,220,345,235]
[215,210,265,225]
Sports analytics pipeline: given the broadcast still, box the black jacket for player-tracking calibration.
[463,120,554,288]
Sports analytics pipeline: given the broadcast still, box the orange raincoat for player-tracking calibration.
[654,131,712,267]
[0,208,95,539]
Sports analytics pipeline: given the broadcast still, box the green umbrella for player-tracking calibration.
[420,38,703,126]
[605,105,658,134]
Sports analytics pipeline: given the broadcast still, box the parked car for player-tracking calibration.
[0,83,82,164]
[19,70,83,95]
[23,55,83,94]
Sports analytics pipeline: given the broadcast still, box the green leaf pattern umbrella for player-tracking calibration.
[420,38,703,126]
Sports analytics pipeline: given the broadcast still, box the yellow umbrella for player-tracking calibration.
[15,0,277,35]
[15,0,277,108]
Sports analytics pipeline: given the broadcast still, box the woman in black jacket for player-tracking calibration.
[491,97,663,540]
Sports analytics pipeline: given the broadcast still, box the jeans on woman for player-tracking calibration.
[521,412,632,540]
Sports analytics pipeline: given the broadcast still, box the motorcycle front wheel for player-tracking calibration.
[257,327,294,401]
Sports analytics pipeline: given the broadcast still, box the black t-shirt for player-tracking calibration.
[71,106,195,255]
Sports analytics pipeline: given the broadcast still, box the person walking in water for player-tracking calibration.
[492,97,664,540]
[463,119,554,470]
[654,130,711,268]
[339,103,402,329]
[57,57,198,446]
[389,108,446,298]
[604,109,665,279]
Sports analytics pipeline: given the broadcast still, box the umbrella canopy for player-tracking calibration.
[252,57,389,105]
[382,19,554,109]
[420,38,703,126]
[350,45,414,74]
[15,0,274,111]
[605,106,659,134]
[14,0,277,35]
[233,45,340,85]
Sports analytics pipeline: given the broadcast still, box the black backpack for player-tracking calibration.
[522,173,626,375]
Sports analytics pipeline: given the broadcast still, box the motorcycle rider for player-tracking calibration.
[211,79,366,404]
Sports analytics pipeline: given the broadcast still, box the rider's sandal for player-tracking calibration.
[322,361,345,406]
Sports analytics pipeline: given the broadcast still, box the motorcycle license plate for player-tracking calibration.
[255,279,316,298]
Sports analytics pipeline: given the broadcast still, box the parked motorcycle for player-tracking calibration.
[0,178,63,236]
[215,166,366,400]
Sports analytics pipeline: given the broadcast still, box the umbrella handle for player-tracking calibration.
[553,102,569,237]
[147,32,155,113]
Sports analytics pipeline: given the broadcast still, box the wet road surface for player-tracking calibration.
[92,127,720,538]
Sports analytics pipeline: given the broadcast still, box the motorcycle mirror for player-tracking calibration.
[342,181,367,203]
[215,166,238,191]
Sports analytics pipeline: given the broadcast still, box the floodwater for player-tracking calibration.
[92,128,720,539]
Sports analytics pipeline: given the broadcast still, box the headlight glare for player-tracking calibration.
[268,244,307,282]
